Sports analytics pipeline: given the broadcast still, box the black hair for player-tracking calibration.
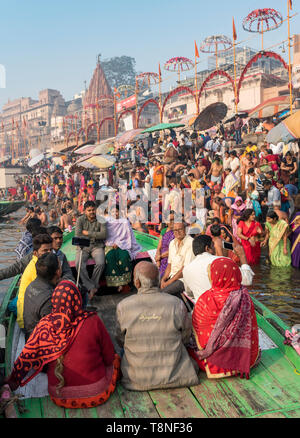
[212,217,221,224]
[239,209,255,223]
[31,227,48,238]
[277,179,284,185]
[33,234,53,252]
[266,211,279,221]
[36,253,59,282]
[47,226,63,236]
[26,217,41,234]
[210,224,221,237]
[263,179,272,187]
[84,200,96,210]
[192,235,213,256]
[61,208,67,214]
[247,168,255,175]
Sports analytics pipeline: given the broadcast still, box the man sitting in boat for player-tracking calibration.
[75,201,107,300]
[183,235,254,302]
[16,234,53,330]
[14,217,42,260]
[160,221,195,297]
[47,226,74,283]
[116,261,199,391]
[23,253,62,341]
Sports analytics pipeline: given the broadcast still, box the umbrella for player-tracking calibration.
[29,148,43,159]
[92,143,113,156]
[266,110,300,144]
[193,103,228,131]
[141,122,185,134]
[116,129,144,147]
[0,155,11,164]
[74,144,96,155]
[87,155,116,169]
[28,153,44,167]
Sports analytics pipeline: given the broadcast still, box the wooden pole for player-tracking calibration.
[287,0,293,115]
[215,42,218,70]
[113,94,117,136]
[135,79,138,129]
[195,48,199,115]
[233,38,238,113]
[159,64,162,122]
[261,19,264,51]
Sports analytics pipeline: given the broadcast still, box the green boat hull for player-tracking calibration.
[0,201,25,217]
[1,230,300,418]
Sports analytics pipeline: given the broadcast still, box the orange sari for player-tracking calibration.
[152,165,164,188]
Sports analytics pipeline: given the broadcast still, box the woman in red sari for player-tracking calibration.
[237,209,263,265]
[188,258,260,379]
[5,280,120,409]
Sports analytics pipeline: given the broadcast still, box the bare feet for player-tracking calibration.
[89,288,98,300]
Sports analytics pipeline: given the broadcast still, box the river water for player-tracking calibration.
[0,207,299,327]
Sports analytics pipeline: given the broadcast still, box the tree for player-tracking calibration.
[101,56,137,90]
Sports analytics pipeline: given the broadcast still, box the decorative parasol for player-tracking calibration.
[164,57,194,83]
[243,9,283,50]
[28,153,45,168]
[266,110,300,144]
[136,72,159,89]
[193,102,228,131]
[199,35,232,70]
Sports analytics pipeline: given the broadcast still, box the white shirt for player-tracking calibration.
[230,157,240,178]
[182,252,255,302]
[168,235,195,280]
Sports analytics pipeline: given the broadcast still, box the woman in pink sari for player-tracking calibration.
[237,209,263,265]
[230,196,246,243]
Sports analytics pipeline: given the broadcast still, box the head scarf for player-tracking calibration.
[9,280,96,387]
[193,258,255,378]
[231,196,246,212]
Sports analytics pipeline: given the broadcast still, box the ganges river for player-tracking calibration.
[0,207,299,327]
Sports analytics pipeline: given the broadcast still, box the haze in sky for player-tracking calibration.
[0,0,298,109]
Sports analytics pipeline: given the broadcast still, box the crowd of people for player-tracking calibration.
[1,120,300,410]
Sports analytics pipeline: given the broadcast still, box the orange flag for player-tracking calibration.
[195,41,200,58]
[158,63,162,80]
[289,0,292,9]
[233,17,237,41]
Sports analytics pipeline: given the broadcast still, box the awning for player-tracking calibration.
[248,95,293,119]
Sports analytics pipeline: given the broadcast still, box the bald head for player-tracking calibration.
[134,261,160,290]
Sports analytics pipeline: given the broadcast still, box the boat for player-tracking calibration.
[0,229,300,418]
[0,201,25,217]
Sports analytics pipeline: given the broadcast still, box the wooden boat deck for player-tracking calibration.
[6,292,300,419]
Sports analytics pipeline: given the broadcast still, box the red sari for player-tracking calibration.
[238,220,262,265]
[189,258,259,379]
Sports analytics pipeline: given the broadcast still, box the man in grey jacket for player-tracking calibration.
[23,253,62,341]
[75,201,106,299]
[115,261,199,391]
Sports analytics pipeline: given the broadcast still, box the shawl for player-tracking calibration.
[8,281,96,388]
[193,258,254,378]
[231,196,246,213]
[105,216,142,260]
[222,172,238,196]
[268,219,289,254]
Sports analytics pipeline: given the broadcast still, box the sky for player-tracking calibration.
[0,0,298,109]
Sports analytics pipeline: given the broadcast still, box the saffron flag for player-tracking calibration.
[289,0,292,10]
[195,41,200,58]
[233,17,237,41]
[158,63,162,80]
